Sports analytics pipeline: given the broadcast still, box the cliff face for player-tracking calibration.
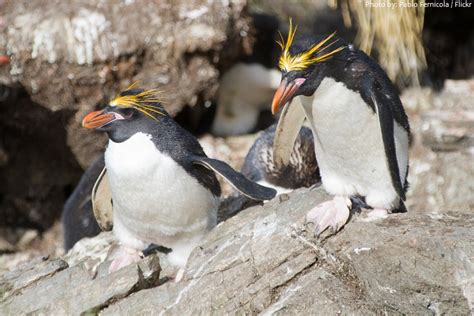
[1,188,473,314]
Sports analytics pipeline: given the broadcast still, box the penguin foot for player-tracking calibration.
[306,196,351,236]
[360,208,388,222]
[108,246,144,273]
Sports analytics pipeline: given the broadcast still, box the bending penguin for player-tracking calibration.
[271,20,410,236]
[82,84,276,273]
[241,123,320,195]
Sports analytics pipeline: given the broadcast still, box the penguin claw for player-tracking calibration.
[108,246,144,273]
[306,196,351,237]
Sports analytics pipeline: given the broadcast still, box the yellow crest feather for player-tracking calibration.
[277,18,346,72]
[109,82,165,120]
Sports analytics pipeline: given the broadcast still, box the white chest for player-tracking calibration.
[300,78,385,161]
[104,132,218,248]
[299,78,408,209]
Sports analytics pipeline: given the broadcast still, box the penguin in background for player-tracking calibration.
[211,63,281,136]
[271,20,410,236]
[211,14,282,137]
[81,84,276,272]
[217,122,321,221]
[241,123,320,195]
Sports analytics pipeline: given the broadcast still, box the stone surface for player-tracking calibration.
[420,110,474,152]
[100,189,473,314]
[403,79,474,214]
[0,256,67,300]
[1,188,472,314]
[0,248,161,315]
[1,0,249,167]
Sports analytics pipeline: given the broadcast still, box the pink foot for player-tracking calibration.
[108,246,144,273]
[306,196,351,236]
[361,208,388,222]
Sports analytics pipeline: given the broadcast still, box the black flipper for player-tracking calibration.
[191,156,277,201]
[369,90,406,201]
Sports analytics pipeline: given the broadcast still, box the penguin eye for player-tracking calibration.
[119,108,134,119]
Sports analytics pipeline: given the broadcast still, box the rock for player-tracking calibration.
[0,244,161,315]
[102,188,472,314]
[0,256,68,300]
[421,110,474,152]
[407,149,473,213]
[1,0,248,166]
[418,80,474,152]
[2,187,472,314]
[402,80,474,213]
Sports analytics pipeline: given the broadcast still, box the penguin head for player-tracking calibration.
[271,19,346,114]
[82,84,167,142]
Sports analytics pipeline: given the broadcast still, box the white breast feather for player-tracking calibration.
[300,78,409,210]
[104,132,218,266]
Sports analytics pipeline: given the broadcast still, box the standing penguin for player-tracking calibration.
[271,20,410,235]
[82,85,276,272]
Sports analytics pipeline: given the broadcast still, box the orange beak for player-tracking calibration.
[271,78,306,114]
[82,110,120,129]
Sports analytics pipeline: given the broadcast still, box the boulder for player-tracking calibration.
[1,188,472,314]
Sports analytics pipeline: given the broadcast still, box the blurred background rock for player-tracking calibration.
[0,0,472,268]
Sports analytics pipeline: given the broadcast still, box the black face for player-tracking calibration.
[271,34,347,114]
[82,105,165,143]
[95,106,135,130]
[282,63,324,97]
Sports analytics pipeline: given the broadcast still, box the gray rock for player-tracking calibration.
[100,188,472,315]
[1,0,248,167]
[421,110,474,152]
[0,256,67,300]
[408,149,473,213]
[0,252,160,314]
[1,187,473,314]
[402,80,474,214]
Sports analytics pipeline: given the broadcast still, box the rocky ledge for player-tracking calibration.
[1,187,473,314]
